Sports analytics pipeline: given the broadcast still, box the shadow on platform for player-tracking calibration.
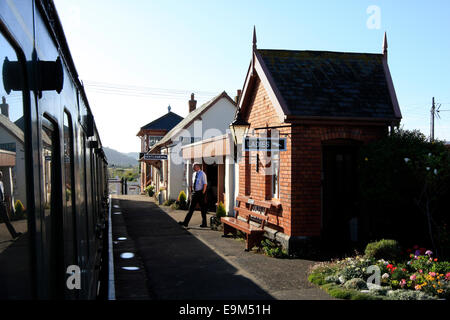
[113,197,274,300]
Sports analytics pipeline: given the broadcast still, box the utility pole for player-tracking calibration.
[430,97,435,142]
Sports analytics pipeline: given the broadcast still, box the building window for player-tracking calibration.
[272,153,280,199]
[148,136,163,147]
[0,142,16,152]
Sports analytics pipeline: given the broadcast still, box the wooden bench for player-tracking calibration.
[221,196,271,251]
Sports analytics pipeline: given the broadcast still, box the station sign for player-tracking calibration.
[244,137,287,152]
[143,154,168,161]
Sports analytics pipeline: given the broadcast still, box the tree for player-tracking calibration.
[358,129,450,258]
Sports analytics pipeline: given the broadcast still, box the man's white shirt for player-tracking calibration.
[192,170,207,192]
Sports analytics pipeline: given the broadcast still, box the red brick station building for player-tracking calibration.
[235,31,402,252]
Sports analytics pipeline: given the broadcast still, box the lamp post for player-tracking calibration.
[229,109,250,163]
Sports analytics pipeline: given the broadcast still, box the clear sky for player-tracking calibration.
[53,0,450,153]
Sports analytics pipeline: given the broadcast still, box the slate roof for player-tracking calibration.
[14,116,25,131]
[150,91,235,151]
[139,111,183,132]
[0,114,24,143]
[258,49,398,119]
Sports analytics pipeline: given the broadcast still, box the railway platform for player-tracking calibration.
[109,195,333,300]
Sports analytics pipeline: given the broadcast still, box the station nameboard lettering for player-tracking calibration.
[244,137,287,151]
[143,154,168,161]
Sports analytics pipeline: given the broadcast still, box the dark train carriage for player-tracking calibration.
[0,0,109,299]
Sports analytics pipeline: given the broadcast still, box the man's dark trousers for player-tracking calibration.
[183,191,207,226]
[0,201,19,238]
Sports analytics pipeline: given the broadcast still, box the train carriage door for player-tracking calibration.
[0,29,33,299]
[41,115,65,298]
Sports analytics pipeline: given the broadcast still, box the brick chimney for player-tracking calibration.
[0,96,9,118]
[189,93,197,113]
[235,90,242,104]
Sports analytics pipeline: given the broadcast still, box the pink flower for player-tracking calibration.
[446,273,450,280]
[415,285,421,291]
[429,272,436,277]
[425,250,433,256]
[400,279,407,288]
[419,270,423,274]
[410,274,417,281]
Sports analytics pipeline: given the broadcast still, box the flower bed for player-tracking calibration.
[308,242,450,300]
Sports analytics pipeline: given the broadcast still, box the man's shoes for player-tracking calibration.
[178,221,188,227]
[199,224,208,228]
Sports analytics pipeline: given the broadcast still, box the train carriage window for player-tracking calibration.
[0,31,32,299]
[41,115,64,298]
[63,111,77,275]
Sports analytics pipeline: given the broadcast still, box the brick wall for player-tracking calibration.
[238,76,389,237]
[239,78,293,234]
[290,125,387,237]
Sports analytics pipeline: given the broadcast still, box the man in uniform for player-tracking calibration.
[179,162,208,228]
[0,171,20,239]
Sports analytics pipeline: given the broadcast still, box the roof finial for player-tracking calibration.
[383,31,388,58]
[168,105,171,113]
[252,25,257,51]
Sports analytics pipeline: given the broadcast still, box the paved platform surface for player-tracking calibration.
[111,195,333,300]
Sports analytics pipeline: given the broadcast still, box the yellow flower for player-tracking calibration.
[437,289,443,294]
[423,282,427,286]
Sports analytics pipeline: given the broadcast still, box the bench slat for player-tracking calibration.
[234,207,268,221]
[235,195,273,209]
[221,217,265,234]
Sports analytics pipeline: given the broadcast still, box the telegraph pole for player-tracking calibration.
[430,97,435,142]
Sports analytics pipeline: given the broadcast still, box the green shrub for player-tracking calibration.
[12,200,26,221]
[216,202,226,219]
[308,272,327,286]
[259,239,288,258]
[364,239,402,261]
[343,278,368,290]
[386,289,437,300]
[177,191,187,210]
[163,199,175,207]
[430,261,450,274]
[324,275,340,284]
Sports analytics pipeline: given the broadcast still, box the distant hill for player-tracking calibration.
[104,147,139,167]
[125,152,140,160]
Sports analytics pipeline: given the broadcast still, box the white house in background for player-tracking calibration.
[147,91,237,211]
[0,112,26,210]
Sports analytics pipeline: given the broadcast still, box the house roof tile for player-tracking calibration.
[258,49,398,119]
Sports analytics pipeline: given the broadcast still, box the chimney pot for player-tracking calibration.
[235,90,242,104]
[189,93,197,113]
[0,96,9,118]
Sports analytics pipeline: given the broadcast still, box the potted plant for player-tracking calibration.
[211,202,226,230]
[145,185,155,197]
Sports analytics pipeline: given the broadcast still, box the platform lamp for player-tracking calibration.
[229,109,250,163]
